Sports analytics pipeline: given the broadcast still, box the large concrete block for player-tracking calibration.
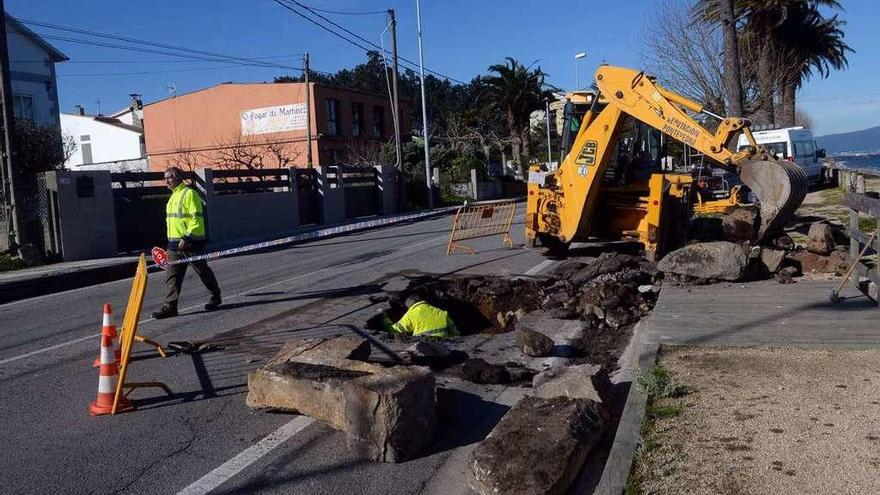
[468,396,605,495]
[246,361,371,429]
[246,337,383,428]
[344,366,436,463]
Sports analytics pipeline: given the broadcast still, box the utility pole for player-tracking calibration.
[303,52,313,167]
[388,9,402,170]
[0,3,22,250]
[545,99,552,170]
[416,0,433,209]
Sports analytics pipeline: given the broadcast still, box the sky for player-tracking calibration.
[7,0,879,136]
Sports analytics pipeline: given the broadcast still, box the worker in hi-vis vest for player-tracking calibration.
[151,167,221,319]
[384,296,459,338]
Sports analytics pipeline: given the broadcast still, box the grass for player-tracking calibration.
[624,364,691,495]
[0,253,28,272]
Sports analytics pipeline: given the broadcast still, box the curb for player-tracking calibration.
[0,260,139,305]
[592,341,660,495]
[0,207,457,305]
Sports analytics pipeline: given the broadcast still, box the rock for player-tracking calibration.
[344,366,436,463]
[406,340,451,359]
[604,308,631,329]
[637,284,660,295]
[532,364,609,403]
[658,241,748,281]
[515,328,555,357]
[504,362,536,383]
[806,223,835,255]
[777,266,798,284]
[462,358,510,384]
[548,307,579,320]
[722,206,760,242]
[468,396,605,495]
[771,233,795,251]
[760,248,786,274]
[787,250,848,275]
[568,252,642,285]
[246,337,382,428]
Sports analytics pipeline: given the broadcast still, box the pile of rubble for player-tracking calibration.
[245,252,661,493]
[662,206,849,284]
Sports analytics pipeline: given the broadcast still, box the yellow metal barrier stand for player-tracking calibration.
[447,201,517,255]
[112,255,172,414]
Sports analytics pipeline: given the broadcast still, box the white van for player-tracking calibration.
[736,126,826,185]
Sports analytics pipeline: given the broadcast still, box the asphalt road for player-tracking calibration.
[0,211,553,494]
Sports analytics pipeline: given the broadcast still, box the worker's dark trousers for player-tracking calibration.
[163,247,221,308]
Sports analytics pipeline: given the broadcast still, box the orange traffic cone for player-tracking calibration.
[93,304,120,368]
[89,315,133,416]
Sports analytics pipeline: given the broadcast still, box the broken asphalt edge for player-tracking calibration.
[0,207,459,305]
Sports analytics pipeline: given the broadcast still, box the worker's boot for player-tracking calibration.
[151,304,178,319]
[204,293,222,311]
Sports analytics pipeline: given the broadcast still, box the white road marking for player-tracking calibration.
[176,416,315,495]
[523,259,555,276]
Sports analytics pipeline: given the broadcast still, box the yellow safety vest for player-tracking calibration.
[166,183,206,243]
[388,301,459,338]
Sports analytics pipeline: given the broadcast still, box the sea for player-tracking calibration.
[833,154,880,172]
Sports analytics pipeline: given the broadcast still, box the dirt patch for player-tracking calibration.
[629,346,880,495]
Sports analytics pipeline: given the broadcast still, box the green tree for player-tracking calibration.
[696,0,850,127]
[479,57,551,176]
[773,4,851,126]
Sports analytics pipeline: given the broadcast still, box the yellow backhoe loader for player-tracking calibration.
[526,65,807,259]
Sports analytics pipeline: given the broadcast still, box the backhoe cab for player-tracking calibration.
[526,65,806,260]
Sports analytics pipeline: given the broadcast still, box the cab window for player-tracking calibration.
[793,140,815,158]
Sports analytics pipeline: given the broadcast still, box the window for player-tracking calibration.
[794,140,815,158]
[351,102,363,137]
[80,134,93,165]
[325,98,340,136]
[12,94,34,120]
[372,105,385,138]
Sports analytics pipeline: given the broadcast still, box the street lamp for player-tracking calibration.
[574,52,586,90]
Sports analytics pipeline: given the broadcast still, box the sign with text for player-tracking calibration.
[241,103,307,136]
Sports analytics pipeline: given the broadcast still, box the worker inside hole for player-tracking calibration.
[383,296,460,338]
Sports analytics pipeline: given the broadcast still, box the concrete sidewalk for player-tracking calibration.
[0,208,459,305]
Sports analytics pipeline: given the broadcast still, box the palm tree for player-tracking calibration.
[695,0,849,126]
[480,58,549,176]
[720,0,745,116]
[773,6,851,126]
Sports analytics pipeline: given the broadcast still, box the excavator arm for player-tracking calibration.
[526,66,806,256]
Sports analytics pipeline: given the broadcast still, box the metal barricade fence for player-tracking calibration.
[447,200,517,255]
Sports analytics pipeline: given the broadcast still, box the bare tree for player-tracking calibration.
[342,140,383,167]
[641,0,729,115]
[213,134,302,170]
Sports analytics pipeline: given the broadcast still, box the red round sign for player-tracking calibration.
[151,247,169,270]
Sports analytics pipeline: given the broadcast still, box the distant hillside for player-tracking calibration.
[816,126,880,155]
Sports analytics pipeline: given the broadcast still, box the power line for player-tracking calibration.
[275,0,466,85]
[12,54,302,64]
[19,18,303,72]
[296,4,386,16]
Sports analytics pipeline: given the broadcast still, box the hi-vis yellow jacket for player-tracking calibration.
[385,301,460,338]
[166,183,206,245]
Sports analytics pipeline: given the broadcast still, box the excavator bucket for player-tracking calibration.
[739,159,808,241]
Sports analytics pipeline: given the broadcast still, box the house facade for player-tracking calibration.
[6,14,67,126]
[61,96,147,171]
[143,82,409,171]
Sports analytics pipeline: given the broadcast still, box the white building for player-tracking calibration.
[6,14,67,126]
[61,97,146,171]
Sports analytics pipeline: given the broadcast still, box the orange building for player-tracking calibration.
[143,82,409,171]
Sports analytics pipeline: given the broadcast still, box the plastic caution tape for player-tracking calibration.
[151,207,457,270]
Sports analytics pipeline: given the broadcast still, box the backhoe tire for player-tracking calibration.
[536,234,570,259]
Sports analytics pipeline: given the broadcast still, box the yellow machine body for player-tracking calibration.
[526,65,806,259]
